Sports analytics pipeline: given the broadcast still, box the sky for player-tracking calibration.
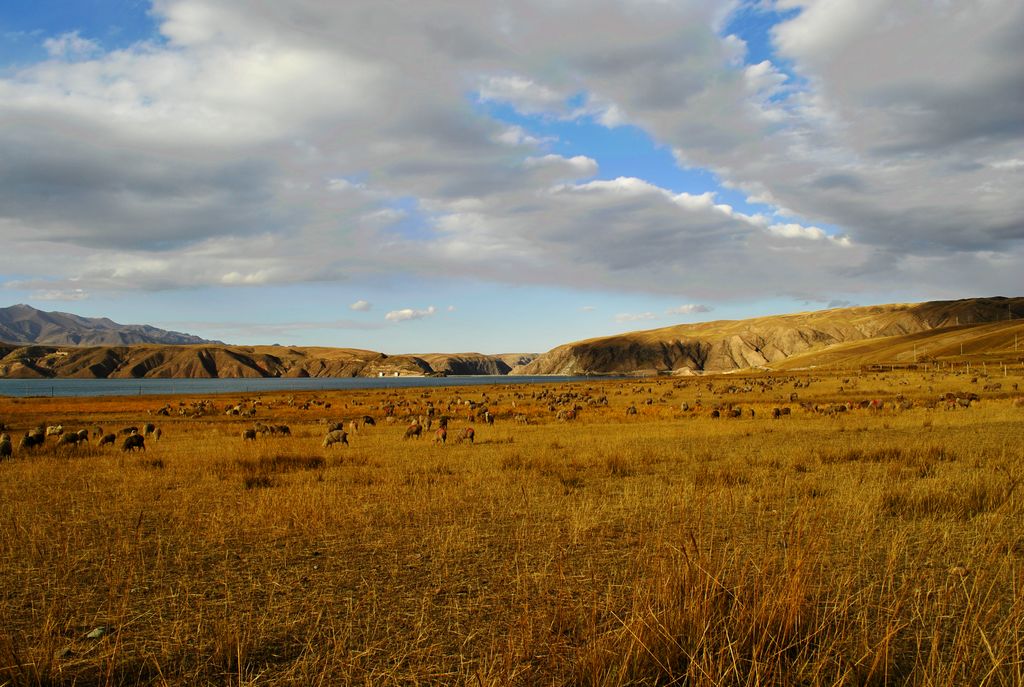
[0,0,1021,354]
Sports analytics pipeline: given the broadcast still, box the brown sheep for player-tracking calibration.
[20,431,44,450]
[122,434,146,452]
[242,429,257,441]
[434,427,447,444]
[322,430,348,448]
[57,432,82,447]
[404,423,422,439]
[460,427,475,444]
[99,433,117,446]
[0,435,11,460]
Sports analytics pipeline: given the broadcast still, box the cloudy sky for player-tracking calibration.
[1,0,1021,353]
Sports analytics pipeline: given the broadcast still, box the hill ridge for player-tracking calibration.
[0,343,537,379]
[514,297,1024,376]
[0,304,219,347]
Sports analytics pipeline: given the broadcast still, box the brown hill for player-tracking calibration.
[514,297,1024,376]
[772,320,1024,370]
[0,304,219,346]
[0,343,528,379]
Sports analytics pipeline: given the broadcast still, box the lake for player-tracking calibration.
[0,375,614,398]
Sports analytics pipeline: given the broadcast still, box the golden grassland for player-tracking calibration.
[1,365,1023,686]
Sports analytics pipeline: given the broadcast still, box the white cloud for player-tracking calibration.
[0,0,1019,310]
[666,304,711,315]
[385,306,437,322]
[42,31,101,59]
[615,312,657,323]
[581,305,597,312]
[349,299,372,312]
[477,75,571,117]
[990,159,1024,172]
[29,289,89,302]
[767,223,826,240]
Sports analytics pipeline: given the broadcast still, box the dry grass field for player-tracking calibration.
[1,365,1023,685]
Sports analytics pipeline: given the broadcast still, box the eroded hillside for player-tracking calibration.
[515,297,1024,375]
[0,344,533,379]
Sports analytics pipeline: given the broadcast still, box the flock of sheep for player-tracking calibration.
[3,372,1019,463]
[0,422,158,459]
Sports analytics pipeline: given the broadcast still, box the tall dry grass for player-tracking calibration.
[0,368,1022,685]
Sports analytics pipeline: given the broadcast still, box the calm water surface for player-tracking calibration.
[0,375,614,398]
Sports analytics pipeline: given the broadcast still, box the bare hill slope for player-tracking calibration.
[514,297,1024,376]
[772,320,1024,370]
[0,343,529,379]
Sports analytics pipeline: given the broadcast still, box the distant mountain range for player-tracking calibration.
[0,297,1020,379]
[0,304,219,346]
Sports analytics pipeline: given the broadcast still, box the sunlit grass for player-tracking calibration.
[1,368,1023,684]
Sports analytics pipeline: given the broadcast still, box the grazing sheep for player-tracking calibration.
[460,427,475,444]
[19,431,44,451]
[144,423,156,435]
[122,434,146,452]
[772,407,782,419]
[404,423,422,440]
[92,426,104,439]
[0,435,11,460]
[273,425,290,436]
[242,429,257,441]
[327,421,345,433]
[362,415,376,426]
[119,426,139,436]
[57,432,82,447]
[153,428,162,441]
[434,427,447,444]
[76,429,89,442]
[322,430,348,448]
[46,425,63,437]
[626,405,638,416]
[710,409,720,419]
[99,433,116,446]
